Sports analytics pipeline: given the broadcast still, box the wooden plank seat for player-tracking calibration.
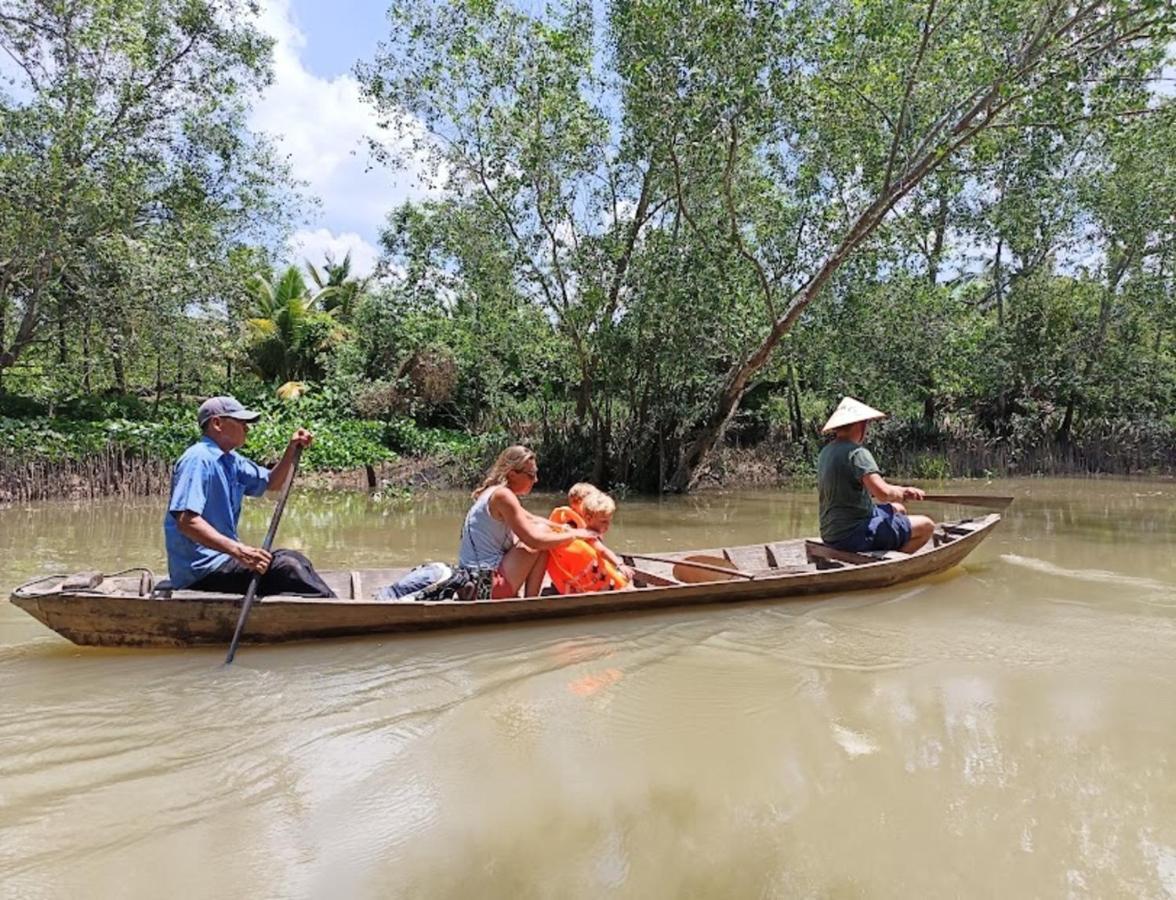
[724,545,773,572]
[804,541,888,568]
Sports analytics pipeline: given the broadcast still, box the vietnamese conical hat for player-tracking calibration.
[821,397,886,433]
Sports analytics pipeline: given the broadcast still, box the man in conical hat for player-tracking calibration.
[816,397,935,554]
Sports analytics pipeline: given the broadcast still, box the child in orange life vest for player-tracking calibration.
[566,482,596,518]
[578,490,635,584]
[547,485,633,592]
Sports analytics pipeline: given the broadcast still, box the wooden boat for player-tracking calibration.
[9,514,1000,648]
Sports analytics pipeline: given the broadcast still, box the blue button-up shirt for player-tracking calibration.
[163,437,271,588]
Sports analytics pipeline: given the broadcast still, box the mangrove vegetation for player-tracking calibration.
[2,0,1174,500]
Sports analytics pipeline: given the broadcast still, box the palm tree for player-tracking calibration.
[246,266,339,382]
[305,251,372,322]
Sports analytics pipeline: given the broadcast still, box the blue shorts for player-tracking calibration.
[829,504,912,553]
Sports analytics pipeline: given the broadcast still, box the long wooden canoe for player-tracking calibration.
[9,514,1000,648]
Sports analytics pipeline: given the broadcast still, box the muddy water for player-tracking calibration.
[1,479,1175,898]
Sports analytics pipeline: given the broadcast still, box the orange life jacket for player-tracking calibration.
[546,506,629,594]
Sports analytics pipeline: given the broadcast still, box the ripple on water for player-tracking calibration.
[1001,553,1176,597]
[4,483,1176,897]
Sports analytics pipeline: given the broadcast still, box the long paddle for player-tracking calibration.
[916,493,1014,510]
[622,552,756,580]
[224,445,303,665]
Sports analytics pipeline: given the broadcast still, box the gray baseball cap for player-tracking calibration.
[197,395,262,429]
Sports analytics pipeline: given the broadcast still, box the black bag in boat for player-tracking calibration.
[375,562,454,601]
[376,562,491,602]
[413,565,495,602]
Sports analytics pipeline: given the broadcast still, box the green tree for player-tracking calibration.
[613,0,1175,489]
[359,0,662,480]
[358,0,1173,490]
[305,251,373,323]
[0,0,293,396]
[246,267,343,384]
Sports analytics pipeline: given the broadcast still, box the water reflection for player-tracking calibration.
[2,478,1176,896]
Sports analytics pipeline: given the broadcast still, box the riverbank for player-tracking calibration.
[0,403,479,502]
[5,432,1174,504]
[703,431,1176,490]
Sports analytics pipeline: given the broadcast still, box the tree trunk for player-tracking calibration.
[666,367,756,492]
[1057,398,1075,447]
[923,387,937,425]
[994,237,1004,327]
[153,350,164,413]
[57,309,68,364]
[110,330,127,394]
[0,298,42,373]
[590,406,604,485]
[81,315,92,393]
[787,358,803,443]
[927,180,949,285]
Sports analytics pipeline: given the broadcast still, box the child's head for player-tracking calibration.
[581,490,616,534]
[567,482,597,514]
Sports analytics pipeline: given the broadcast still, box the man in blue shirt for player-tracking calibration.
[163,396,334,596]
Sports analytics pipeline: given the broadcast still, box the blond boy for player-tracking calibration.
[567,482,597,517]
[579,489,634,582]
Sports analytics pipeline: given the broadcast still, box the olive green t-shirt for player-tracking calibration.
[817,439,881,543]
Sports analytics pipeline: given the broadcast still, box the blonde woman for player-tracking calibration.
[459,446,598,598]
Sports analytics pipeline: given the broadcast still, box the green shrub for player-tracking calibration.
[57,393,151,421]
[0,394,49,418]
[908,453,952,480]
[0,409,394,473]
[245,416,393,471]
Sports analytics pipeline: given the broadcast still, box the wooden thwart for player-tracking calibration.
[804,541,881,567]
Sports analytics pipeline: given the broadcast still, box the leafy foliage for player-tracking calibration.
[2,0,1174,492]
[246,267,347,383]
[350,0,1176,489]
[0,0,295,400]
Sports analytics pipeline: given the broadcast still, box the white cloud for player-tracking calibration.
[288,227,381,279]
[249,0,438,264]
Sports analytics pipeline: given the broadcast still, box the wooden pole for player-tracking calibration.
[918,494,1014,510]
[224,445,303,664]
[622,553,756,580]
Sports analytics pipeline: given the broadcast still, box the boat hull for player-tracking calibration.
[10,514,1000,648]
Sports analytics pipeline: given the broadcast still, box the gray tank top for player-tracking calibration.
[458,486,516,568]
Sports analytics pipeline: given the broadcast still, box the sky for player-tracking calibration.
[249,0,434,278]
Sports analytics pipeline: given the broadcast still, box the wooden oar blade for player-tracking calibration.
[672,555,740,584]
[919,493,1014,510]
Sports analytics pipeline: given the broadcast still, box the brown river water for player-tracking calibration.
[1,478,1175,898]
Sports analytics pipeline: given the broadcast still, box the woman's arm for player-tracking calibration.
[490,490,597,549]
[861,472,925,503]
